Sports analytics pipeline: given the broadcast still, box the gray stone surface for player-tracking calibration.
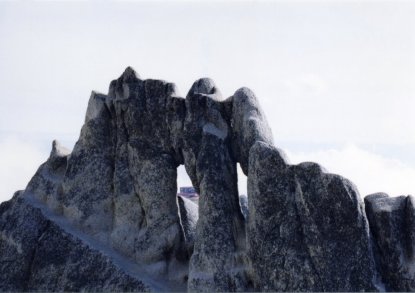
[5,68,190,288]
[26,140,70,212]
[231,87,274,175]
[61,91,115,242]
[108,71,184,271]
[0,192,167,292]
[365,193,415,291]
[247,141,378,292]
[177,195,199,256]
[183,79,247,292]
[1,67,414,292]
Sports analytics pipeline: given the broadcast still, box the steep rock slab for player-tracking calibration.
[0,192,159,292]
[106,71,145,259]
[247,141,377,291]
[365,193,415,291]
[107,69,185,272]
[184,79,247,292]
[61,91,115,242]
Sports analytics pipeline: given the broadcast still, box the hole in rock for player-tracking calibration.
[176,165,198,204]
[237,163,248,197]
[176,164,248,218]
[237,163,249,219]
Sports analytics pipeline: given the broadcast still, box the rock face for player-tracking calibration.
[177,196,198,255]
[365,193,415,291]
[0,192,169,292]
[47,69,187,280]
[0,67,414,292]
[231,87,274,175]
[247,142,377,291]
[183,79,247,292]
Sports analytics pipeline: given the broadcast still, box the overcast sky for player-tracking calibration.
[0,0,414,202]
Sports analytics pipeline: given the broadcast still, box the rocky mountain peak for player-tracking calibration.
[0,67,413,292]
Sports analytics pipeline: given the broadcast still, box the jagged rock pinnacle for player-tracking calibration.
[121,66,140,82]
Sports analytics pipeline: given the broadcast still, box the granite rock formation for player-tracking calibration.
[365,193,415,291]
[247,142,378,291]
[0,67,413,292]
[0,191,173,292]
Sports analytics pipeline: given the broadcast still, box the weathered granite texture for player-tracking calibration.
[365,193,415,291]
[177,195,198,256]
[182,79,247,292]
[0,67,414,292]
[0,191,167,292]
[26,140,70,211]
[247,141,378,291]
[231,87,274,175]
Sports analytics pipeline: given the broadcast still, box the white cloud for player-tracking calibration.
[298,74,329,96]
[285,144,415,197]
[0,137,46,203]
